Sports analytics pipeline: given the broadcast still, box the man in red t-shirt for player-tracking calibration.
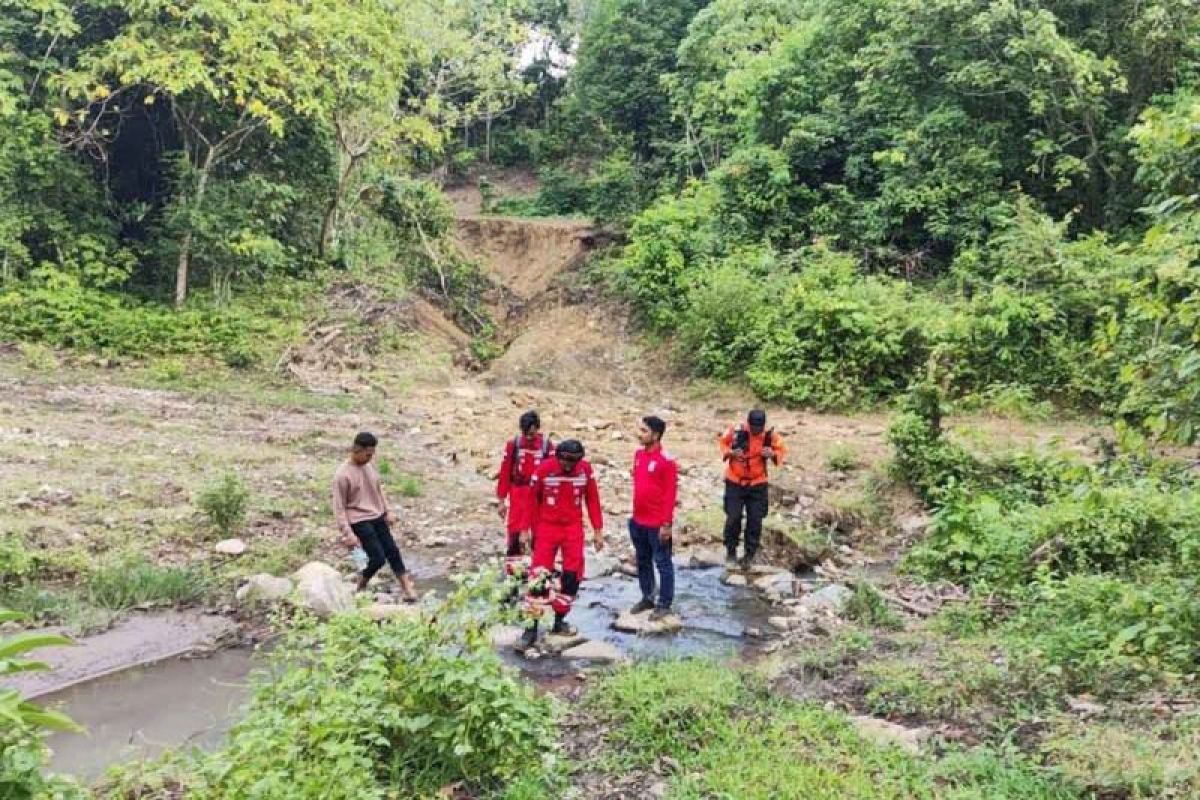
[496,410,551,579]
[628,415,678,620]
[516,439,604,653]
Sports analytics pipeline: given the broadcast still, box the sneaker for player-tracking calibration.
[514,626,538,653]
[738,554,756,571]
[649,607,672,622]
[724,553,739,569]
[551,618,577,637]
[629,598,655,615]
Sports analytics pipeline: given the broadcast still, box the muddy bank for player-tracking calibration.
[2,611,238,699]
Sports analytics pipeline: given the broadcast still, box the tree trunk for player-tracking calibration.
[485,111,492,164]
[319,154,362,260]
[175,147,216,309]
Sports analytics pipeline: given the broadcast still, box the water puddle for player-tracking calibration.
[43,648,258,781]
[500,566,775,678]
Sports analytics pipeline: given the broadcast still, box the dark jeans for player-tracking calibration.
[723,481,768,559]
[351,515,407,582]
[629,519,674,610]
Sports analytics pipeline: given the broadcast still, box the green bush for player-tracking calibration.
[1008,573,1200,694]
[0,534,35,588]
[108,577,557,798]
[197,472,250,537]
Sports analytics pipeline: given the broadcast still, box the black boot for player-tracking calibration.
[551,613,577,637]
[515,623,538,653]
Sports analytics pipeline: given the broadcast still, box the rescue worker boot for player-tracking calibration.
[725,550,739,570]
[550,613,577,637]
[355,573,371,593]
[514,623,538,654]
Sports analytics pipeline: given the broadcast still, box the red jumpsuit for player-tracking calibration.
[525,455,603,619]
[496,433,551,577]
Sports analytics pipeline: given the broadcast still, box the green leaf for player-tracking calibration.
[0,631,74,660]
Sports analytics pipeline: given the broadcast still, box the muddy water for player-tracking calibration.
[43,648,259,781]
[500,566,775,678]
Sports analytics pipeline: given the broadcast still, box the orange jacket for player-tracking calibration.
[719,425,786,486]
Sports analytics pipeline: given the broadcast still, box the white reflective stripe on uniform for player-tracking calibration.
[543,476,588,487]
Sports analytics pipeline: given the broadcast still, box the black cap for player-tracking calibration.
[556,439,584,458]
[747,410,767,430]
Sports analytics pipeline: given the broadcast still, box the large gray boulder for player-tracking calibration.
[292,561,354,617]
[561,640,628,664]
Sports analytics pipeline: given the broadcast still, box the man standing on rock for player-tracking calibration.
[628,416,678,621]
[719,410,787,570]
[332,431,417,601]
[517,439,604,653]
[496,410,551,579]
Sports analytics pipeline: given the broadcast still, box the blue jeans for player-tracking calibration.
[629,519,674,610]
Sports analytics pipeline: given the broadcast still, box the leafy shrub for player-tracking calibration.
[0,535,35,588]
[110,577,557,798]
[197,472,250,537]
[0,609,86,800]
[844,583,902,630]
[1007,573,1200,694]
[825,442,861,472]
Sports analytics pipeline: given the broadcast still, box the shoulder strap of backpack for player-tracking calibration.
[510,435,521,484]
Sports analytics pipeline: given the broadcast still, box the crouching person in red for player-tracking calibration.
[516,439,604,653]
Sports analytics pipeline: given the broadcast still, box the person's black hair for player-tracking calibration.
[353,431,378,448]
[519,410,541,434]
[556,439,584,458]
[643,415,666,439]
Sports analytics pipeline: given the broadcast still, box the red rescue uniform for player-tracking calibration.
[497,433,551,569]
[527,455,603,618]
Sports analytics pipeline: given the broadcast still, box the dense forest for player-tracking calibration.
[3,0,1198,444]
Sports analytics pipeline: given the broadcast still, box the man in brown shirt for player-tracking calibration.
[333,431,417,600]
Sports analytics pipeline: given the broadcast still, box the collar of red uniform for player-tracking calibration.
[642,443,662,454]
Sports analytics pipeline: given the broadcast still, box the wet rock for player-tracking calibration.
[753,572,796,601]
[561,640,628,664]
[744,626,763,638]
[489,625,524,649]
[541,632,586,653]
[364,603,420,622]
[684,548,726,569]
[214,538,247,555]
[588,552,621,578]
[236,574,293,604]
[613,611,682,634]
[768,616,796,631]
[292,561,354,618]
[849,716,930,754]
[722,572,748,587]
[799,583,853,614]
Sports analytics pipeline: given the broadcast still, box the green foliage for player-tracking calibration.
[85,557,208,611]
[590,658,1080,798]
[824,442,861,473]
[104,576,557,798]
[197,472,250,538]
[845,582,902,630]
[0,535,35,588]
[0,609,86,800]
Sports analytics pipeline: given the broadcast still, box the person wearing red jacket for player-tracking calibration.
[496,410,551,578]
[628,415,678,621]
[517,439,604,653]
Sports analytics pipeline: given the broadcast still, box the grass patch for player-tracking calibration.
[588,659,1081,799]
[825,441,862,472]
[1040,713,1200,798]
[861,636,1061,725]
[85,556,209,611]
[845,582,904,630]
